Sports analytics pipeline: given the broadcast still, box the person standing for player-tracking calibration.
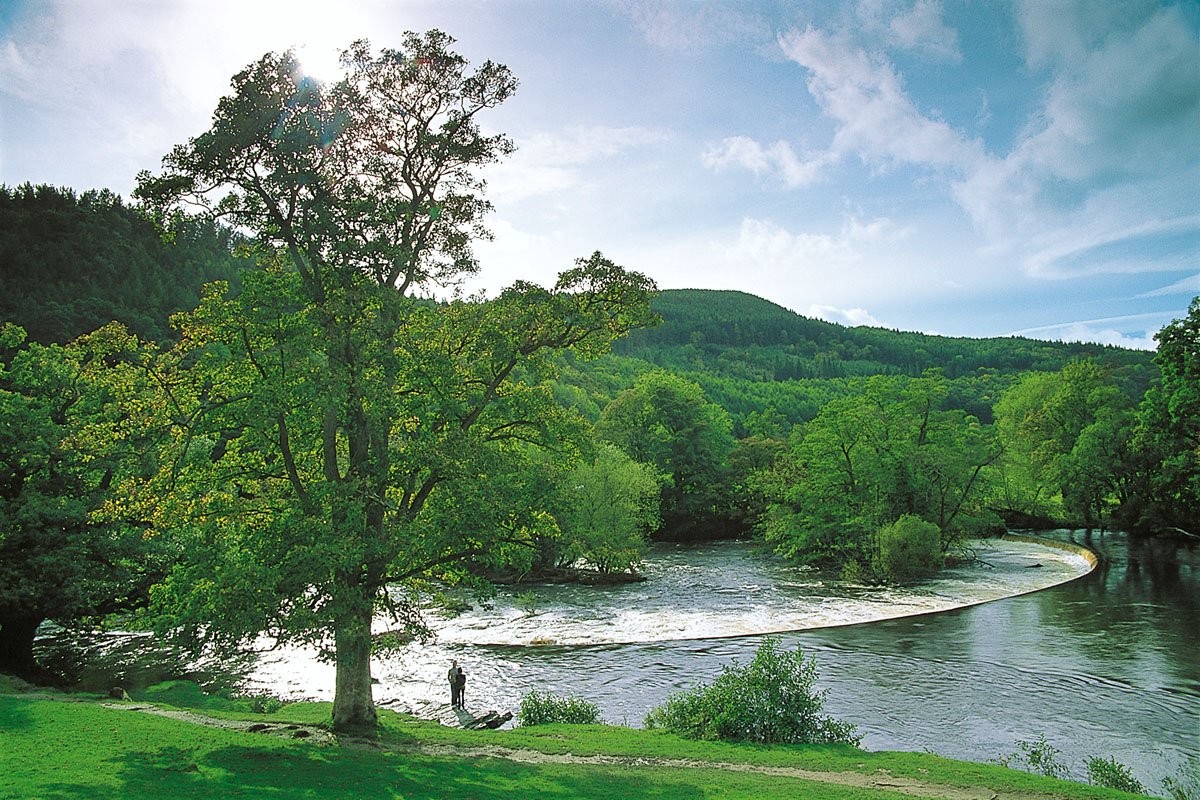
[447,660,465,708]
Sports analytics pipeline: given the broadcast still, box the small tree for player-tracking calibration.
[993,734,1067,780]
[557,443,662,574]
[644,637,860,745]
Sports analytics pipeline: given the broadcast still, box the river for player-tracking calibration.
[38,530,1199,792]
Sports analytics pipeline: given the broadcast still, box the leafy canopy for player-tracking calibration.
[128,32,657,731]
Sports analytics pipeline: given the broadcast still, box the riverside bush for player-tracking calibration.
[1163,757,1200,800]
[993,734,1067,780]
[643,637,861,745]
[517,690,601,725]
[872,515,944,583]
[1085,755,1145,794]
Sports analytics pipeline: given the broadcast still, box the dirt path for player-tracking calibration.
[386,740,1074,800]
[10,693,1075,800]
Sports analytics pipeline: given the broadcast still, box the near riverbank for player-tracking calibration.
[0,675,1151,800]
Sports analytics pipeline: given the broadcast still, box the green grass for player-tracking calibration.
[0,681,1154,800]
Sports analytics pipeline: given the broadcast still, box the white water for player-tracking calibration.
[424,538,1090,646]
[244,537,1092,703]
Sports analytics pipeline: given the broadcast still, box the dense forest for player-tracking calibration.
[617,288,1152,384]
[557,289,1156,432]
[0,184,247,344]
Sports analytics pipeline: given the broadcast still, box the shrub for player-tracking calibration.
[872,515,944,583]
[1085,756,1145,794]
[1162,757,1199,800]
[232,691,285,715]
[517,690,601,726]
[643,637,861,746]
[993,734,1067,780]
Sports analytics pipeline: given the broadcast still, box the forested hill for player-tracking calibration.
[615,288,1154,386]
[0,184,247,344]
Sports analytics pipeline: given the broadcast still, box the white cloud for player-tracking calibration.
[469,217,575,295]
[1007,311,1175,351]
[0,0,380,194]
[1053,325,1160,351]
[1137,274,1200,299]
[702,136,829,186]
[954,5,1199,276]
[856,0,962,62]
[775,11,1199,284]
[1014,0,1136,72]
[486,125,670,203]
[889,0,961,62]
[518,125,671,165]
[605,0,770,50]
[778,26,983,172]
[841,215,912,243]
[808,304,883,327]
[725,217,860,272]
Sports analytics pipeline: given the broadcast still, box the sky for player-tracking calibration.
[1,0,1197,349]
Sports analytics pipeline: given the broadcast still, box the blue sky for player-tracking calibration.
[1,0,1197,348]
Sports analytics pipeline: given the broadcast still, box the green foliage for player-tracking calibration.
[644,638,861,746]
[1120,298,1200,536]
[597,371,734,540]
[993,734,1067,780]
[0,183,246,344]
[721,435,787,537]
[0,323,165,678]
[613,289,1153,400]
[517,690,602,726]
[1162,757,1200,800]
[1084,755,1145,795]
[872,515,944,583]
[127,33,657,732]
[135,680,284,715]
[994,360,1137,526]
[3,686,1150,800]
[759,372,1000,576]
[556,442,662,574]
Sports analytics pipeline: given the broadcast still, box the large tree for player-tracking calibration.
[1121,298,1200,534]
[759,372,1000,577]
[0,324,164,679]
[130,33,655,731]
[596,372,734,539]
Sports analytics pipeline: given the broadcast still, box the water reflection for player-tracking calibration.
[806,531,1198,790]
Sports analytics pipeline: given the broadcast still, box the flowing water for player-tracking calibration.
[39,531,1199,791]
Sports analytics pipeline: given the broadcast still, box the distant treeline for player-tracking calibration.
[0,184,247,344]
[617,288,1152,382]
[598,289,1156,431]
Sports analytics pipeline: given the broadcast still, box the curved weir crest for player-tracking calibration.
[240,535,1096,702]
[418,536,1096,647]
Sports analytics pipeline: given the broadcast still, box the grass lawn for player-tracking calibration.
[0,679,1153,800]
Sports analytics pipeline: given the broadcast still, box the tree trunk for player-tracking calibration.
[0,612,45,680]
[331,593,377,733]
